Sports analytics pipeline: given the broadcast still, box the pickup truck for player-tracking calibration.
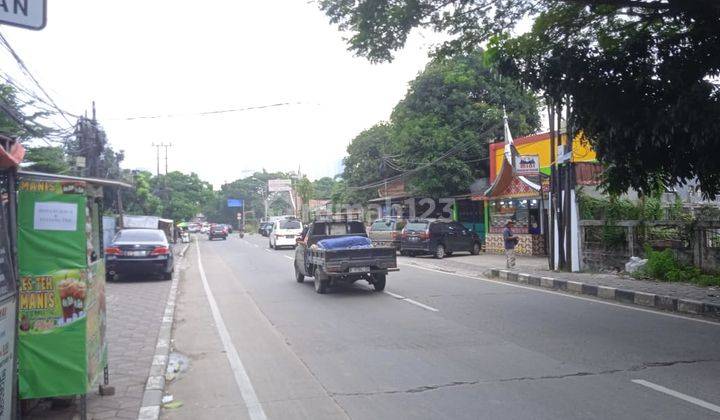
[294,220,398,294]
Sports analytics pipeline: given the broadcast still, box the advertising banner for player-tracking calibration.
[17,179,107,399]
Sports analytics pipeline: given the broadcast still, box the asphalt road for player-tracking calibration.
[164,233,720,420]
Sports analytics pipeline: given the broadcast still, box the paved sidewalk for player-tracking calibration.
[402,253,720,307]
[24,249,183,420]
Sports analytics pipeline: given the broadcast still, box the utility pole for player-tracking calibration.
[151,142,172,176]
[163,143,172,174]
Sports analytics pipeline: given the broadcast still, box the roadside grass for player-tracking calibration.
[632,246,720,287]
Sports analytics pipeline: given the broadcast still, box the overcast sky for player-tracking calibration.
[0,1,444,188]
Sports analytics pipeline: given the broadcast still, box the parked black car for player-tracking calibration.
[400,219,481,259]
[208,225,228,240]
[105,229,174,280]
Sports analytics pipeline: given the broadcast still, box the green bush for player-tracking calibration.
[639,245,720,286]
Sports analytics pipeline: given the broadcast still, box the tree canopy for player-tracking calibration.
[24,146,70,174]
[319,0,720,196]
[339,51,539,199]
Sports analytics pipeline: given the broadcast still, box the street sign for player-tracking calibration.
[0,0,46,30]
[268,179,292,192]
[514,155,540,176]
[227,198,243,208]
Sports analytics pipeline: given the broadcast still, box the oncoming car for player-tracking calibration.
[269,219,303,249]
[105,229,174,280]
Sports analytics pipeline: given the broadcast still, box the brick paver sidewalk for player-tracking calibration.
[403,253,720,306]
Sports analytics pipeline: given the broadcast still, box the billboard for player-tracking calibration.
[268,179,292,192]
[227,198,243,208]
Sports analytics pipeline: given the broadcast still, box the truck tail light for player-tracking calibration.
[419,230,430,240]
[105,247,121,255]
[150,246,170,256]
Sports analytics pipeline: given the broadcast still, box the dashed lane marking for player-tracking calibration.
[399,262,720,326]
[632,379,720,414]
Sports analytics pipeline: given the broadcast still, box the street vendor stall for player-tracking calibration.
[15,171,131,418]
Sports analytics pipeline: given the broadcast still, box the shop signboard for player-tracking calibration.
[514,155,540,176]
[17,179,107,399]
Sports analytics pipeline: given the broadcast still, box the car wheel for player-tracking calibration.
[269,241,274,249]
[295,263,304,283]
[400,250,408,256]
[314,269,328,294]
[372,274,386,291]
[434,244,445,259]
[471,242,481,255]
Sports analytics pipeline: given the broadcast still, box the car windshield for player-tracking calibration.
[371,220,393,231]
[405,222,429,232]
[279,220,302,229]
[114,229,166,242]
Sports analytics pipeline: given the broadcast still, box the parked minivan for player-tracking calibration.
[368,218,406,250]
[400,219,482,259]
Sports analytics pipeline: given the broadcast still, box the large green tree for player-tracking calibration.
[340,123,395,204]
[23,146,70,174]
[390,51,539,196]
[312,177,336,199]
[339,52,539,199]
[319,0,720,197]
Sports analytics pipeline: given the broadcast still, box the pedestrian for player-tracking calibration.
[503,220,518,269]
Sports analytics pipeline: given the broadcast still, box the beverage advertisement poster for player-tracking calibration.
[16,179,108,398]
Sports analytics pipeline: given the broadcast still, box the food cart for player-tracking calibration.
[16,171,131,419]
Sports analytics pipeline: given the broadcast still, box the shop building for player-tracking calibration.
[480,131,598,255]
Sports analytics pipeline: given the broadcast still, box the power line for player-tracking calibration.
[0,32,76,127]
[115,102,301,121]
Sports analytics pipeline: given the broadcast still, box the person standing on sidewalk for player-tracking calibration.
[503,220,518,269]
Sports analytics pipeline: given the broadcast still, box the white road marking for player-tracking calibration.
[284,256,293,260]
[195,239,267,420]
[382,290,438,311]
[383,291,405,300]
[632,379,720,414]
[403,298,440,312]
[400,262,720,327]
[253,244,259,248]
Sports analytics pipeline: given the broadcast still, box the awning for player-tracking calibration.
[18,170,133,189]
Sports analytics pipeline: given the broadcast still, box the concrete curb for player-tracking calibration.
[489,268,720,320]
[137,243,189,420]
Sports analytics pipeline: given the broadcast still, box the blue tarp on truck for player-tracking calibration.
[317,235,372,250]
